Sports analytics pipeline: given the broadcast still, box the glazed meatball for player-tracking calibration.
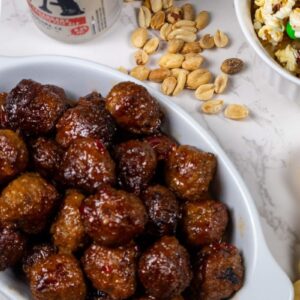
[82,243,137,300]
[0,223,26,271]
[165,146,217,201]
[138,236,192,299]
[0,93,8,129]
[144,133,177,161]
[56,92,116,148]
[0,129,28,184]
[0,173,59,234]
[59,137,116,193]
[106,82,163,135]
[31,137,63,178]
[141,185,179,236]
[115,140,157,195]
[5,79,67,135]
[81,186,147,247]
[51,190,85,253]
[22,243,57,276]
[194,243,244,300]
[182,200,228,246]
[28,253,86,300]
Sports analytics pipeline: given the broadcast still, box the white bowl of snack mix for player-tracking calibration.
[235,0,300,100]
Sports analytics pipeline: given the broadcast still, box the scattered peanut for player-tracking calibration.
[149,68,171,82]
[161,76,177,95]
[162,0,173,10]
[195,83,215,101]
[195,11,210,30]
[117,66,128,74]
[166,6,183,24]
[135,50,149,65]
[201,99,224,114]
[221,58,244,74]
[199,34,215,49]
[131,28,148,48]
[130,65,150,81]
[214,30,229,48]
[167,39,185,54]
[150,0,162,13]
[159,53,185,69]
[173,20,196,29]
[160,23,173,40]
[224,104,249,120]
[151,11,166,30]
[187,69,212,90]
[181,41,202,54]
[143,37,160,54]
[139,6,152,29]
[182,55,204,71]
[182,3,195,21]
[214,73,229,94]
[143,0,151,10]
[173,69,189,96]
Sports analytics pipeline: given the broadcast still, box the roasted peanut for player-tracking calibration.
[214,30,229,48]
[159,53,185,69]
[224,104,249,120]
[166,6,183,24]
[130,65,150,81]
[196,11,210,30]
[167,39,185,53]
[173,69,189,96]
[149,68,171,82]
[144,37,160,54]
[195,84,215,101]
[160,23,173,40]
[182,55,204,71]
[162,0,173,9]
[172,20,196,28]
[161,76,177,95]
[150,0,162,13]
[187,69,212,90]
[221,58,244,74]
[139,6,152,28]
[151,11,165,30]
[181,41,202,54]
[199,34,215,49]
[201,100,224,114]
[117,66,128,74]
[135,50,149,65]
[214,73,229,94]
[182,3,195,21]
[131,28,148,48]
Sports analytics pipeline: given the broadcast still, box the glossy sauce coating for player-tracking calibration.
[0,129,28,184]
[51,190,85,253]
[141,185,180,237]
[6,79,67,135]
[165,145,217,201]
[59,137,116,193]
[56,92,116,148]
[0,173,59,234]
[82,243,137,300]
[81,186,147,247]
[138,236,192,299]
[194,243,244,300]
[0,93,8,129]
[28,253,86,300]
[115,140,157,195]
[182,200,229,246]
[0,223,26,271]
[31,137,63,179]
[106,82,163,135]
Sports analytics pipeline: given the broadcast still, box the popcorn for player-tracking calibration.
[275,44,299,72]
[258,25,284,45]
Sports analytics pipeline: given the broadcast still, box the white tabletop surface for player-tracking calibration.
[0,0,300,280]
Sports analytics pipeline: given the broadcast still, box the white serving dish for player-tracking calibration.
[0,55,293,300]
[235,0,300,101]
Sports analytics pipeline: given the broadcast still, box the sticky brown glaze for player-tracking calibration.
[5,79,67,135]
[56,92,116,149]
[0,223,26,271]
[22,243,57,276]
[0,93,8,129]
[115,140,157,195]
[51,190,85,254]
[143,133,178,161]
[31,137,63,179]
[28,253,86,300]
[0,129,28,184]
[59,137,116,193]
[138,236,192,299]
[82,243,137,300]
[0,173,59,234]
[165,145,217,201]
[141,185,180,237]
[86,289,113,300]
[194,243,244,300]
[106,82,163,135]
[182,200,228,246]
[81,186,147,247]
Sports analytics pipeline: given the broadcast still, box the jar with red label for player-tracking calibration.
[27,0,123,43]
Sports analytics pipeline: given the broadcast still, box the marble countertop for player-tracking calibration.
[1,0,300,280]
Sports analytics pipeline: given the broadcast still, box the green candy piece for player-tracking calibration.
[286,22,297,40]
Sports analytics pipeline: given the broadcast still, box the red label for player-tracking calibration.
[28,1,87,26]
[71,25,90,35]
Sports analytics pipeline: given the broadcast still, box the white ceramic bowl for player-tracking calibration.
[0,55,293,300]
[235,0,300,100]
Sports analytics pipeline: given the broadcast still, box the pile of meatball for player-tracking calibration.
[0,79,244,300]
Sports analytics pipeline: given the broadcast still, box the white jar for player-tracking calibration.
[27,0,123,43]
